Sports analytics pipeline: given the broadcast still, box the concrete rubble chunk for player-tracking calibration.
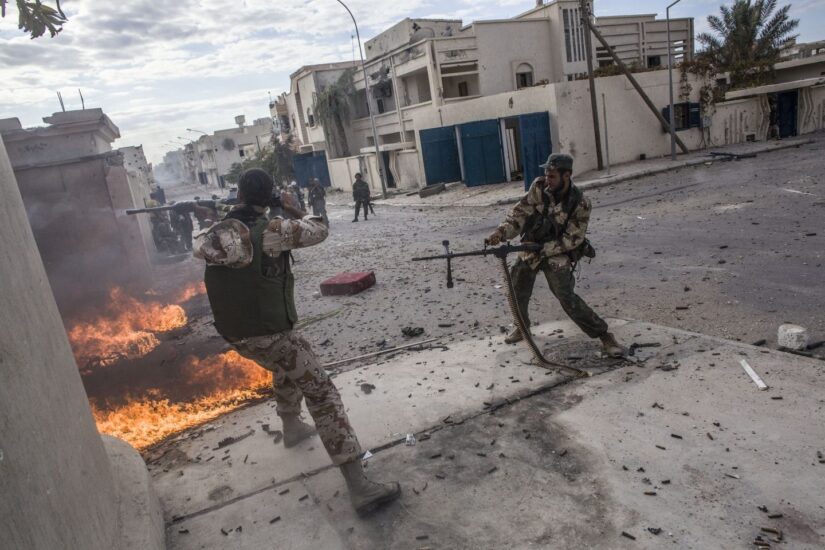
[777,324,808,351]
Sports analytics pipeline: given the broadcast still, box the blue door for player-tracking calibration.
[459,119,505,186]
[519,112,551,191]
[293,151,332,187]
[420,126,461,185]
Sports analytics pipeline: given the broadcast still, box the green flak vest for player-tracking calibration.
[204,216,298,339]
[520,183,583,244]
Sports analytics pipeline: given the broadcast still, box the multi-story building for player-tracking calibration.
[281,1,695,192]
[192,116,275,189]
[593,13,693,69]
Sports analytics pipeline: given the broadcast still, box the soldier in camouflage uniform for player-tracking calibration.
[351,173,371,222]
[487,153,626,357]
[193,168,401,515]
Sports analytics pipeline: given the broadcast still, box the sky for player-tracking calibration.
[1,0,823,166]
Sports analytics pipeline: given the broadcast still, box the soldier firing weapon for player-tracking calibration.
[412,240,590,378]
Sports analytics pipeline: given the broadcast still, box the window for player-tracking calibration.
[563,8,586,63]
[662,102,701,131]
[647,55,662,68]
[516,63,534,89]
[563,10,573,63]
[239,149,245,157]
[377,98,386,114]
[307,108,315,127]
[458,81,469,97]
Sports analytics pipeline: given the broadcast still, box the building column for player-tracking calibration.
[0,137,163,550]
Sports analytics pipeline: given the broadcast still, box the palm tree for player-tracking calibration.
[697,0,799,87]
[313,69,356,158]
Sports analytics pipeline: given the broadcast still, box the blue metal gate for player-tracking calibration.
[420,126,461,185]
[293,151,331,187]
[459,119,505,187]
[518,112,552,190]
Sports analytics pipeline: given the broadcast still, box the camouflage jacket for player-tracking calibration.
[194,206,328,268]
[495,177,592,270]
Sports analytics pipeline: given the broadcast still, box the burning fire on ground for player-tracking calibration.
[69,283,275,450]
[91,351,272,451]
[68,285,201,372]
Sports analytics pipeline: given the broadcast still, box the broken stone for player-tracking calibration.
[777,324,808,350]
[360,383,376,394]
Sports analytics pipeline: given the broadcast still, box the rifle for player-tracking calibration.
[126,199,224,216]
[411,240,542,288]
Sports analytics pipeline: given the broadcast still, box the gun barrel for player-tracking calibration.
[126,205,174,215]
[411,243,542,262]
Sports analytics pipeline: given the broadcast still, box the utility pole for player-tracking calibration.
[583,18,690,154]
[580,0,603,171]
[335,0,389,199]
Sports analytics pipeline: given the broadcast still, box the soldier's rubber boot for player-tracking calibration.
[281,414,317,448]
[504,327,524,344]
[599,332,627,358]
[340,460,401,516]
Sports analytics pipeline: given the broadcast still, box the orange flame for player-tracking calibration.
[92,351,272,450]
[68,287,188,371]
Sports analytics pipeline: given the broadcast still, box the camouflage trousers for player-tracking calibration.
[230,330,362,465]
[510,258,608,339]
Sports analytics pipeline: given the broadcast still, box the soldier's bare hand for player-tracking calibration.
[486,231,502,246]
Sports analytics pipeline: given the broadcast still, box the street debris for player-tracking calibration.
[269,516,281,524]
[215,429,254,449]
[405,433,417,446]
[777,324,808,351]
[402,327,425,338]
[739,359,768,390]
[647,527,662,535]
[620,531,636,540]
[360,383,376,394]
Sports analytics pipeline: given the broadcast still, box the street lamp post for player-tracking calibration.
[334,0,388,199]
[666,0,683,161]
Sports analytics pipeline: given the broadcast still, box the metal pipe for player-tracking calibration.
[666,0,683,161]
[580,0,603,171]
[602,93,610,174]
[334,0,389,199]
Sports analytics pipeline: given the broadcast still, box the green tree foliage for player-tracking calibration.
[696,0,799,88]
[1,0,67,38]
[313,69,356,158]
[224,135,296,185]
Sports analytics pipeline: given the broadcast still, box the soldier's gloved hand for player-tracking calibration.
[280,191,299,211]
[486,229,503,246]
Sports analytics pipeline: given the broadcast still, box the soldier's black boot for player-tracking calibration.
[340,460,401,516]
[281,414,317,448]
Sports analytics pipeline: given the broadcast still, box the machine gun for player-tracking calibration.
[411,240,543,288]
[411,240,589,377]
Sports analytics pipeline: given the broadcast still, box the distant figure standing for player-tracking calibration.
[289,181,306,211]
[352,172,370,222]
[308,178,328,225]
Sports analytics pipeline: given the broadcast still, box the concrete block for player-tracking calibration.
[320,271,376,296]
[418,183,446,198]
[777,324,809,350]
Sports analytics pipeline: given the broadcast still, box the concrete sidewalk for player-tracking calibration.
[368,136,815,209]
[152,318,825,550]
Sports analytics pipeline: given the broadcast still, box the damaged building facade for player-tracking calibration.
[278,0,695,192]
[0,109,157,318]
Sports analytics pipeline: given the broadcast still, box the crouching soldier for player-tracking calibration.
[486,153,626,358]
[193,168,401,515]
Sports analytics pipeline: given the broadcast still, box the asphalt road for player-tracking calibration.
[278,139,823,367]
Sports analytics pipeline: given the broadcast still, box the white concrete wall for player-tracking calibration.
[0,136,120,550]
[394,149,424,189]
[800,84,825,134]
[327,154,382,194]
[774,55,825,83]
[553,70,704,173]
[474,20,556,96]
[708,97,766,146]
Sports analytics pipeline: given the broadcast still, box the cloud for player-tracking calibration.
[2,0,824,165]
